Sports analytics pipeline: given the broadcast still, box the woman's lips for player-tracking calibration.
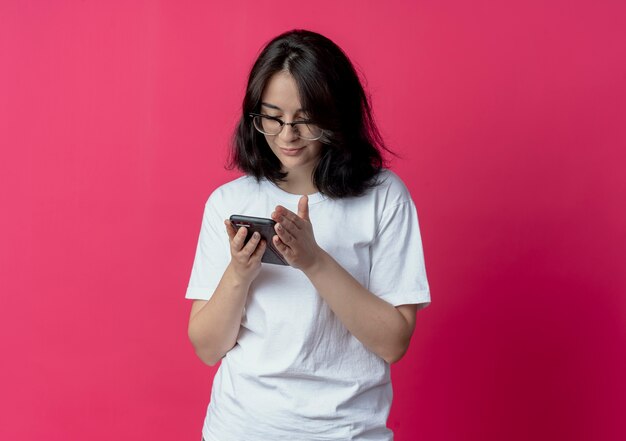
[279,147,304,156]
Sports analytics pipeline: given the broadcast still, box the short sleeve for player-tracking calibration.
[369,199,431,308]
[185,196,230,300]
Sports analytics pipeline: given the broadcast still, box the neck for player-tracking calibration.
[279,169,318,195]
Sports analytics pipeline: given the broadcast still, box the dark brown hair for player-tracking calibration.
[229,29,391,198]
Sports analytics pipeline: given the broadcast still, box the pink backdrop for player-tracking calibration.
[1,1,625,440]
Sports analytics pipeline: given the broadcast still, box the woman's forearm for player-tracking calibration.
[187,264,251,365]
[302,250,415,364]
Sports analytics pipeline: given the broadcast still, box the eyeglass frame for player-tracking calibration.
[249,112,325,141]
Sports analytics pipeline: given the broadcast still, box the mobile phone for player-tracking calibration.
[229,215,288,266]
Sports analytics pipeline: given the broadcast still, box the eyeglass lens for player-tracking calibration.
[253,116,322,140]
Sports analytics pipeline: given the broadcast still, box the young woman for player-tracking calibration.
[186,29,430,441]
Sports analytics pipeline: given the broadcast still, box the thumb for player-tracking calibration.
[224,220,236,240]
[297,195,310,221]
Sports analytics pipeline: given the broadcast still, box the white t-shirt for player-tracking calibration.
[186,169,430,441]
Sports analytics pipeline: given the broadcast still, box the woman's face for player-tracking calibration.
[259,71,323,177]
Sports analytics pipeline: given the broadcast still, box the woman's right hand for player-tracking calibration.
[224,220,266,284]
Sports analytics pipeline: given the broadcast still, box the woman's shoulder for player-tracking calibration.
[370,168,413,204]
[206,175,261,207]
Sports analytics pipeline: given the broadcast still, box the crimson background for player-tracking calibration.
[1,1,625,440]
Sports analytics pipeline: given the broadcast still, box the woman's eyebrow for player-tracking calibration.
[261,102,304,112]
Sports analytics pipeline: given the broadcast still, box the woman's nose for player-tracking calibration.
[278,123,299,143]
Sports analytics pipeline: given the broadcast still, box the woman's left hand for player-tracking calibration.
[271,195,324,272]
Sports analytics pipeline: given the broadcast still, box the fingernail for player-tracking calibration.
[253,232,259,239]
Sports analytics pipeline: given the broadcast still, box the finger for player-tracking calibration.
[241,231,262,255]
[270,209,279,222]
[273,235,290,256]
[225,220,237,241]
[274,206,302,230]
[275,222,293,244]
[297,195,310,221]
[250,239,267,260]
[231,226,248,250]
[276,215,300,235]
[272,205,290,220]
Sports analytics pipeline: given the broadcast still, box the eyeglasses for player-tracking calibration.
[249,113,324,141]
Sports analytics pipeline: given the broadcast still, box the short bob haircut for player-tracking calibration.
[229,29,391,198]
